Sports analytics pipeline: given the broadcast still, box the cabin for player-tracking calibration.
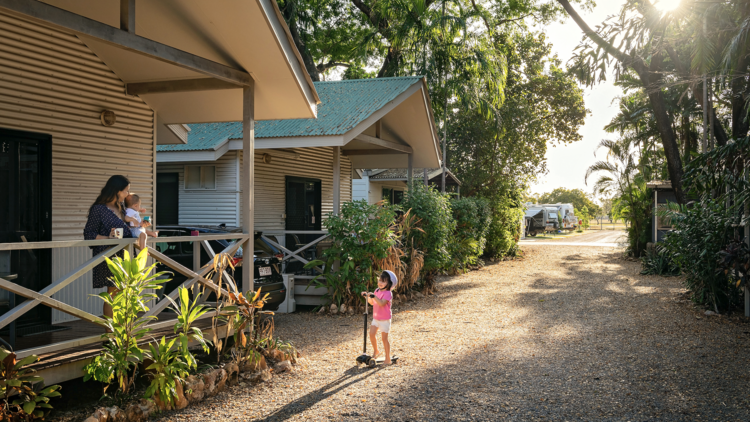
[353,167,461,205]
[0,0,318,384]
[646,180,676,243]
[155,77,443,303]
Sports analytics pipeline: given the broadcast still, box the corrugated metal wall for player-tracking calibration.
[248,146,352,231]
[157,147,353,231]
[157,153,240,226]
[0,12,155,323]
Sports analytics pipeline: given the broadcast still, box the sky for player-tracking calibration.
[530,0,628,199]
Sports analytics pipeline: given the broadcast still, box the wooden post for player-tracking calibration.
[333,146,340,215]
[424,168,428,187]
[120,0,135,33]
[242,82,255,294]
[407,153,413,191]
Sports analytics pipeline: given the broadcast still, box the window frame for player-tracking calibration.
[184,165,217,190]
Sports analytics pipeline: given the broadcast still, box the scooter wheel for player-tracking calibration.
[367,358,376,368]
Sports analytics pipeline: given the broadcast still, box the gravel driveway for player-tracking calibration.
[156,246,750,421]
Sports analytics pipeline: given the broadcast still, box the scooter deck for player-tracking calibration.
[374,355,399,363]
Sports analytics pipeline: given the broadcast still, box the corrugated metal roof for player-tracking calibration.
[158,77,423,152]
[158,122,242,151]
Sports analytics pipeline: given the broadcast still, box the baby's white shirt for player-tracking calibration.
[125,208,141,227]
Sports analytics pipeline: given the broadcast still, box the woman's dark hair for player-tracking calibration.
[90,175,130,217]
[379,272,393,291]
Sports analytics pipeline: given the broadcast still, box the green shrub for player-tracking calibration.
[449,197,492,271]
[306,200,396,306]
[485,195,523,258]
[401,184,455,274]
[661,200,741,312]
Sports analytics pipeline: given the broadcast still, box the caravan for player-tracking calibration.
[524,203,578,236]
[539,203,578,231]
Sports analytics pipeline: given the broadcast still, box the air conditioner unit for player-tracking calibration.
[276,275,296,313]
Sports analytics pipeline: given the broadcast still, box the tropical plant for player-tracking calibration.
[306,200,396,307]
[718,237,750,291]
[166,287,212,371]
[0,348,61,421]
[204,251,272,365]
[375,209,425,295]
[586,139,653,256]
[83,249,168,396]
[640,246,680,277]
[221,288,273,367]
[660,200,742,312]
[143,337,190,409]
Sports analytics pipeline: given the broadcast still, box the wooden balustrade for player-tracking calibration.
[0,233,251,356]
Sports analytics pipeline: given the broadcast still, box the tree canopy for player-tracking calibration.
[277,0,590,204]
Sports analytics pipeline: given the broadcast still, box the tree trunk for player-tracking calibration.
[377,47,402,77]
[556,0,687,204]
[731,56,750,140]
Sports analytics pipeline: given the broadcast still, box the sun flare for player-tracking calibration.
[654,0,682,12]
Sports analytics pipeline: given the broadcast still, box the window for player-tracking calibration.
[382,188,404,205]
[656,204,673,229]
[382,188,392,203]
[185,165,216,190]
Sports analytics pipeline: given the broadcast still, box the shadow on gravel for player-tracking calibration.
[360,249,750,421]
[256,366,381,422]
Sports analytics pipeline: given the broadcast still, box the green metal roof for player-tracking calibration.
[158,77,423,152]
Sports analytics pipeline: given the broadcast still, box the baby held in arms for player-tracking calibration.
[124,194,159,241]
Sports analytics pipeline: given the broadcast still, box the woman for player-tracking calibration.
[83,175,146,318]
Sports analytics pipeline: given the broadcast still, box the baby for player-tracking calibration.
[124,194,158,239]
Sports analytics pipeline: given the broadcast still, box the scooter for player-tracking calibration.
[355,292,398,368]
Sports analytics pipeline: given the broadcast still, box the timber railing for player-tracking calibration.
[260,230,329,274]
[0,233,251,358]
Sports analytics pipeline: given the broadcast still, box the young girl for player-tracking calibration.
[361,270,397,365]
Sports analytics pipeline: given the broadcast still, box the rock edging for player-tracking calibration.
[82,353,301,422]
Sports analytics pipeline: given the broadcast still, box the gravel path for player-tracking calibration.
[156,246,750,421]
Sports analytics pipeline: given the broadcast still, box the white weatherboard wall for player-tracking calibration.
[0,13,156,323]
[352,175,369,202]
[157,153,241,226]
[158,147,353,230]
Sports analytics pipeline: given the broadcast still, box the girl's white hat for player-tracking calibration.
[382,270,398,290]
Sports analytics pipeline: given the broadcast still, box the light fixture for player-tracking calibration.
[100,110,116,126]
[262,153,272,164]
[654,0,681,12]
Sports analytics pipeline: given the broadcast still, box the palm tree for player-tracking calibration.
[586,138,653,256]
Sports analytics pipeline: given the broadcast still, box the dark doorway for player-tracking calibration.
[156,173,179,225]
[0,129,52,329]
[285,177,321,274]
